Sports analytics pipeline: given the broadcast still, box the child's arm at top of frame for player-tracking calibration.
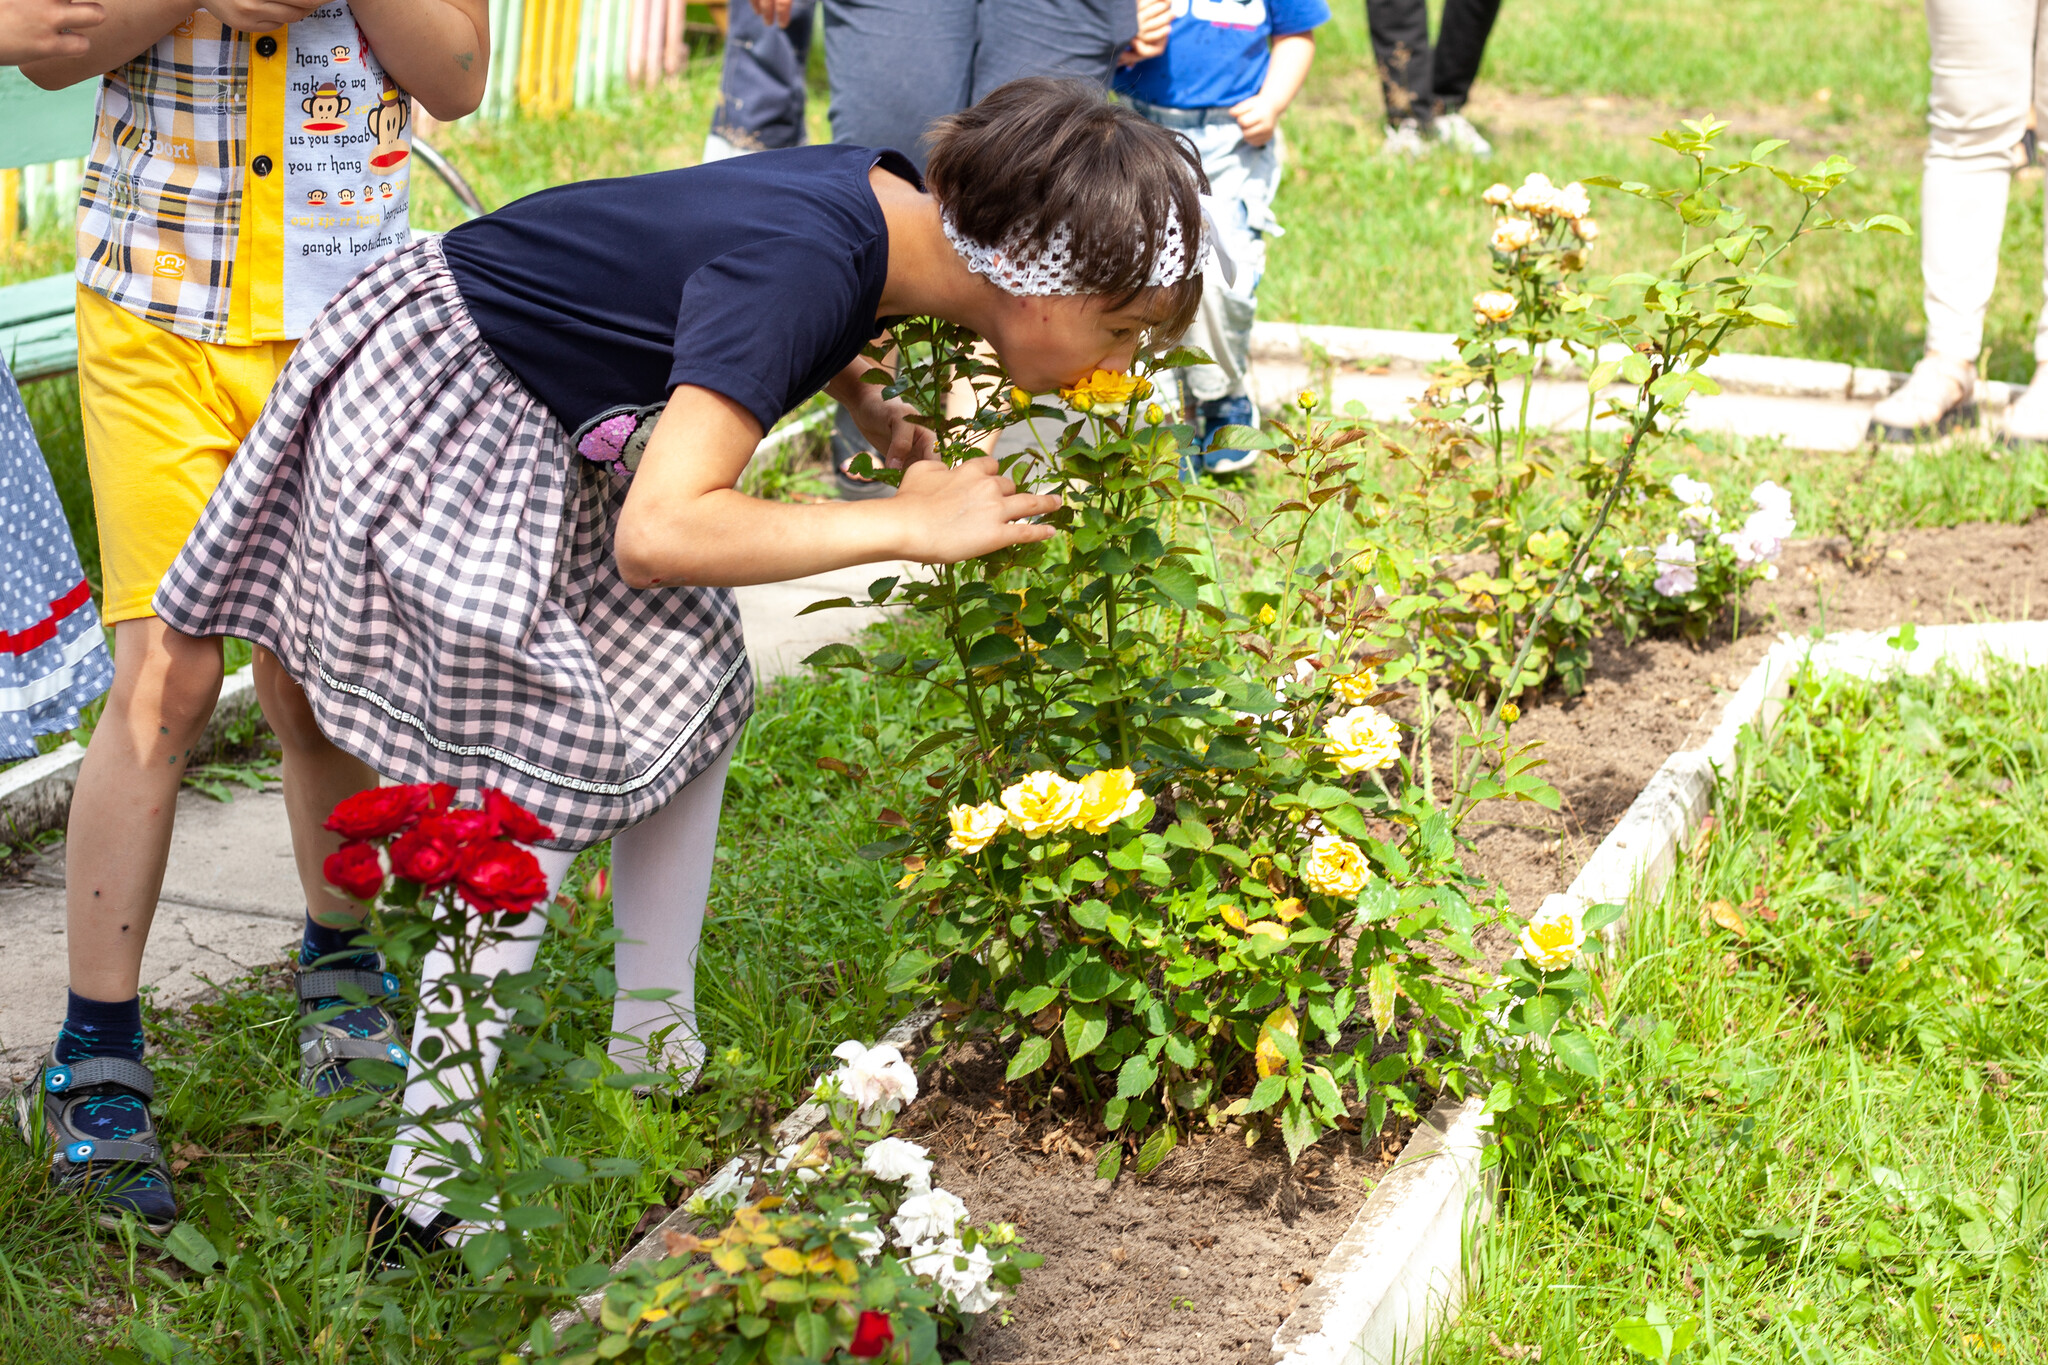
[348,0,490,120]
[21,0,489,119]
[613,362,1064,590]
[0,0,105,66]
[1229,30,1315,148]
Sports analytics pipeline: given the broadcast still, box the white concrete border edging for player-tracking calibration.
[0,664,262,842]
[1248,320,2021,410]
[1269,617,2048,1365]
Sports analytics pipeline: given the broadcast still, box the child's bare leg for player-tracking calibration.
[64,618,224,1002]
[251,647,379,926]
[250,649,401,1096]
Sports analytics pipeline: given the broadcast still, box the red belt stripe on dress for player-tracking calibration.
[0,580,93,656]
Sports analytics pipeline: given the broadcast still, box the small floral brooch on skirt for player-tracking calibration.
[572,403,664,477]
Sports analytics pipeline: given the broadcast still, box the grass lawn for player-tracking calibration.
[1427,658,2048,1363]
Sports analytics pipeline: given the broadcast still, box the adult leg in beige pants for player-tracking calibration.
[1871,0,2048,442]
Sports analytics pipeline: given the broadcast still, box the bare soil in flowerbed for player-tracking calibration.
[897,1038,1421,1365]
[1465,518,2048,927]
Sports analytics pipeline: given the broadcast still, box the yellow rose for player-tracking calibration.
[1481,181,1513,206]
[1490,219,1535,254]
[1330,670,1378,705]
[1474,289,1520,323]
[946,801,1007,854]
[1000,770,1085,838]
[1302,834,1371,899]
[1075,767,1146,835]
[1144,402,1165,426]
[1297,389,1317,411]
[1321,704,1402,775]
[1519,899,1585,972]
[1510,172,1559,216]
[1061,368,1150,409]
[1009,386,1031,409]
[1501,702,1521,725]
[1572,217,1600,243]
[1257,604,1277,626]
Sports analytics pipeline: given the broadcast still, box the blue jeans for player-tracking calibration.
[824,0,1137,171]
[709,0,818,153]
[1125,99,1281,407]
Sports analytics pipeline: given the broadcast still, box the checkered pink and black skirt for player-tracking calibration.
[154,237,753,849]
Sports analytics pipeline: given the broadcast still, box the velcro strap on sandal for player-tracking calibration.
[297,967,400,1002]
[55,1136,162,1168]
[301,1033,410,1070]
[44,1055,155,1102]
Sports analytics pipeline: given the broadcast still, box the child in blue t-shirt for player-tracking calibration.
[1115,0,1328,473]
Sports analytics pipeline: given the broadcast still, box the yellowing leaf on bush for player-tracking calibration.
[762,1246,807,1276]
[1256,1005,1299,1077]
[1219,903,1249,930]
[1368,959,1399,1039]
[1274,897,1306,923]
[1246,921,1290,945]
[805,1247,841,1274]
[1705,899,1748,939]
[710,1245,751,1274]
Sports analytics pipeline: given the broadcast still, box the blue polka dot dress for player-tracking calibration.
[0,359,112,761]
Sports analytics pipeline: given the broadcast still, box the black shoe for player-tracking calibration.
[367,1195,463,1272]
[830,407,896,501]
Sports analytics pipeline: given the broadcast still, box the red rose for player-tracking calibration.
[849,1310,894,1358]
[455,840,549,916]
[426,808,501,846]
[482,789,555,845]
[323,786,427,840]
[322,841,387,901]
[389,825,461,887]
[419,782,459,813]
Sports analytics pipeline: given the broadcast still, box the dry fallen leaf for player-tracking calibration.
[1705,899,1749,939]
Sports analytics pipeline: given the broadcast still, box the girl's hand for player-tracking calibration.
[0,0,104,64]
[843,385,937,472]
[749,0,794,27]
[890,457,1061,564]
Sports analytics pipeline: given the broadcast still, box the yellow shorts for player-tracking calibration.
[75,286,297,624]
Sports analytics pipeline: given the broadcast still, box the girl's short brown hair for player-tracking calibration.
[924,78,1209,344]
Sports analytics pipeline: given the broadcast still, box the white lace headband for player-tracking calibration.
[942,197,1233,296]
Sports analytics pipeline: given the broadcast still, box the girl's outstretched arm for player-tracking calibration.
[351,0,489,120]
[615,383,1062,590]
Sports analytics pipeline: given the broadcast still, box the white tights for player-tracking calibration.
[380,740,734,1227]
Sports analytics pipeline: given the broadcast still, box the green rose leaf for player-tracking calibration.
[1115,1053,1158,1099]
[1063,1002,1110,1061]
[1550,1029,1602,1078]
[1006,1034,1054,1081]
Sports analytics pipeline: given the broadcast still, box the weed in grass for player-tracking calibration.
[1431,659,2048,1363]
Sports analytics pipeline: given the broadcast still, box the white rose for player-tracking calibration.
[861,1136,933,1192]
[906,1236,998,1311]
[837,1202,888,1262]
[829,1039,919,1121]
[892,1188,969,1247]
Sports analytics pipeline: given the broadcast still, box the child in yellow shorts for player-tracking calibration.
[16,0,488,1233]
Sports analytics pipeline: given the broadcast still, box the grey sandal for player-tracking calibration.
[297,956,410,1096]
[15,1049,178,1233]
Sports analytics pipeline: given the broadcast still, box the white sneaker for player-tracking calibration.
[1868,355,1976,443]
[1382,118,1432,157]
[2000,364,2048,447]
[1432,110,1493,157]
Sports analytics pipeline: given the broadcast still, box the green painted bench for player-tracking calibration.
[1,69,486,386]
[1,68,91,382]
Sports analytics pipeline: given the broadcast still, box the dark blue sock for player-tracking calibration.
[301,911,377,969]
[54,990,144,1064]
[300,913,391,1097]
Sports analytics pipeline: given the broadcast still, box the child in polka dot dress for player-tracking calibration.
[0,359,111,762]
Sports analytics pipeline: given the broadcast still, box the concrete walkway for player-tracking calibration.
[0,562,910,1077]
